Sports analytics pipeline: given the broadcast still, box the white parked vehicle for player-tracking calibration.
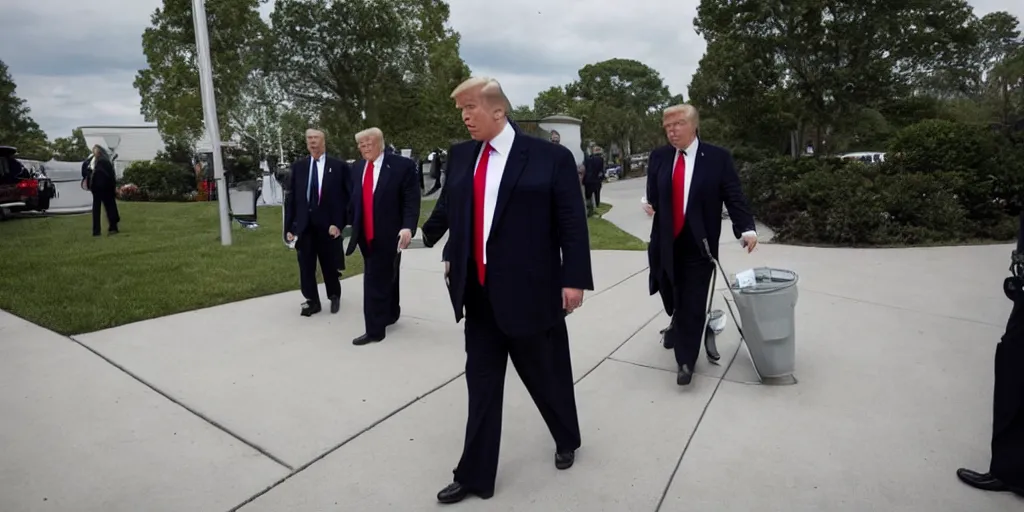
[839,151,886,164]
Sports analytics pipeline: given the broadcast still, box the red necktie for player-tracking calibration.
[672,150,686,237]
[363,161,375,244]
[473,144,493,284]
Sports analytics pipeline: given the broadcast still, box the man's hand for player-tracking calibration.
[444,261,450,275]
[328,225,340,238]
[562,288,584,313]
[742,232,758,253]
[398,228,413,249]
[286,232,295,242]
[642,203,654,216]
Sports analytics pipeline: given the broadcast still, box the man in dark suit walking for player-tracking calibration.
[582,146,605,215]
[421,76,593,504]
[956,212,1024,498]
[646,104,758,386]
[346,127,420,345]
[284,128,352,317]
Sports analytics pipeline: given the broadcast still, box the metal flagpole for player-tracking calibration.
[192,0,232,245]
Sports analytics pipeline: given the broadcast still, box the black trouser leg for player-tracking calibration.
[361,243,393,339]
[667,231,714,368]
[391,251,401,321]
[594,185,601,207]
[102,193,119,229]
[454,278,508,494]
[315,230,341,298]
[296,230,320,305]
[91,193,102,235]
[991,300,1024,486]
[508,318,582,452]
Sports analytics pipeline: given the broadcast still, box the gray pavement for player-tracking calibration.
[1,177,1022,511]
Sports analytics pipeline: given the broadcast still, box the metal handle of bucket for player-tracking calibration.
[703,239,745,340]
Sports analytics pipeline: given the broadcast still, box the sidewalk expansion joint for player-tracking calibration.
[67,336,294,471]
[229,372,464,511]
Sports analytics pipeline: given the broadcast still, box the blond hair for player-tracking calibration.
[354,127,384,144]
[663,104,699,127]
[451,76,510,112]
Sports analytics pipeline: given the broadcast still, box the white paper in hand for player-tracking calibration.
[286,236,298,250]
[735,269,757,289]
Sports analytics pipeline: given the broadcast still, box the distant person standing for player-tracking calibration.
[284,129,352,317]
[81,145,120,236]
[549,130,560,145]
[583,146,605,215]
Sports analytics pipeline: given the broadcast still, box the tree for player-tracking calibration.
[134,0,268,148]
[50,128,90,161]
[566,59,674,157]
[691,0,981,155]
[270,0,469,158]
[0,59,50,160]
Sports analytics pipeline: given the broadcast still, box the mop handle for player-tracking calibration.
[703,238,746,340]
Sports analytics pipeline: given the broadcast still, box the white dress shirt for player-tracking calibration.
[308,153,326,198]
[672,137,756,239]
[474,120,515,264]
[361,153,384,192]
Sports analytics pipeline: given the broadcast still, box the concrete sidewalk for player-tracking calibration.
[1,178,1021,511]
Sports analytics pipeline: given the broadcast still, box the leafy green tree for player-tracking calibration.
[50,128,90,161]
[134,0,268,148]
[0,60,51,160]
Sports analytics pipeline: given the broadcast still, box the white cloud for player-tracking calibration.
[3,0,1023,139]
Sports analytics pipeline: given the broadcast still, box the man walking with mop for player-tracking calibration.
[645,104,758,386]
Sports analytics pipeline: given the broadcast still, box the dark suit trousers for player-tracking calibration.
[665,225,714,368]
[91,189,119,234]
[991,299,1024,485]
[296,222,341,304]
[583,182,601,208]
[361,240,401,338]
[454,262,581,493]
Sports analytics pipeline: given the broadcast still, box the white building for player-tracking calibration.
[78,125,230,177]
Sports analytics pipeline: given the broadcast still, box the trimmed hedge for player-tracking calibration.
[741,120,1023,246]
[121,160,197,201]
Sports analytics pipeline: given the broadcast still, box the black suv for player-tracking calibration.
[0,146,58,219]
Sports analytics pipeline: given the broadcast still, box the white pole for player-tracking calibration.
[192,0,232,245]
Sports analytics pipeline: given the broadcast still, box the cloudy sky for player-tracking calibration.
[2,0,1022,139]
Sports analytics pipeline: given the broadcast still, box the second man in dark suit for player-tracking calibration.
[646,104,757,386]
[421,76,594,504]
[582,146,605,215]
[285,129,352,317]
[346,127,421,345]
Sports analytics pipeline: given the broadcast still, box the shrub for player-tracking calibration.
[121,160,196,201]
[741,157,974,246]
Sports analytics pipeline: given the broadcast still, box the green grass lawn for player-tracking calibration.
[0,200,642,335]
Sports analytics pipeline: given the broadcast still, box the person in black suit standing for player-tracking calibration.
[346,127,420,345]
[646,104,758,386]
[81,145,120,236]
[582,146,605,215]
[956,213,1024,498]
[284,128,352,317]
[421,76,593,504]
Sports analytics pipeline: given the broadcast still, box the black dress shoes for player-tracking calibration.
[436,482,493,504]
[555,450,575,470]
[957,468,1024,496]
[300,301,321,317]
[329,295,340,314]
[677,364,693,386]
[352,334,383,346]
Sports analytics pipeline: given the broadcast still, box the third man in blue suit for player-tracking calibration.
[421,76,593,504]
[346,127,421,345]
[646,104,758,386]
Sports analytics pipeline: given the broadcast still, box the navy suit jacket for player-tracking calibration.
[646,141,755,314]
[346,153,421,256]
[421,127,594,338]
[284,155,352,241]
